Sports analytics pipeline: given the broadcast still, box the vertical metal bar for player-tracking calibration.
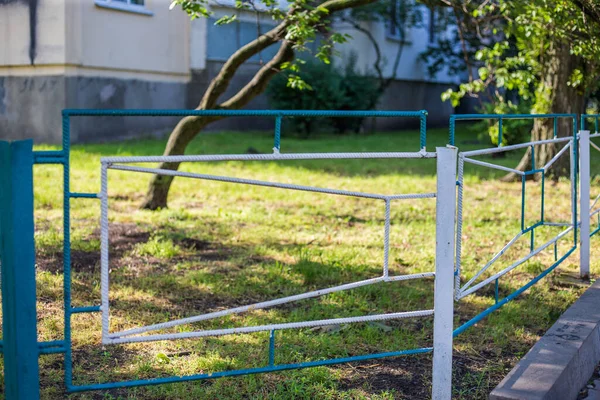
[273,115,282,153]
[0,140,41,399]
[498,118,503,146]
[432,146,457,400]
[454,155,465,299]
[100,162,110,343]
[531,145,535,170]
[383,199,391,278]
[580,130,591,278]
[541,172,545,223]
[554,242,558,261]
[62,114,74,387]
[572,136,578,247]
[449,116,455,146]
[268,330,276,367]
[420,112,427,150]
[530,229,535,252]
[521,175,526,231]
[494,279,499,304]
[596,117,599,133]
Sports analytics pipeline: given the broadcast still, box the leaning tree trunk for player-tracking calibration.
[503,41,586,181]
[140,115,220,210]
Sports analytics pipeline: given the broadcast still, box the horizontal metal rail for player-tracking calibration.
[66,346,433,393]
[458,227,573,299]
[460,232,523,293]
[107,310,434,344]
[543,142,571,172]
[463,158,524,175]
[64,109,428,118]
[460,137,573,158]
[102,151,437,164]
[112,273,435,340]
[107,164,435,201]
[454,246,576,336]
[452,113,577,121]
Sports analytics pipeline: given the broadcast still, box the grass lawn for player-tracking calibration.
[15,126,600,399]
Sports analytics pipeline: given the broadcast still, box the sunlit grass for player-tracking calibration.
[7,126,600,399]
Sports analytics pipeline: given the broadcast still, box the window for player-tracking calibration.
[386,0,403,40]
[95,0,153,16]
[428,8,436,44]
[385,0,411,42]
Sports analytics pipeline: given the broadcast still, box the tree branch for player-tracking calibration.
[220,40,295,109]
[197,0,378,110]
[199,20,289,109]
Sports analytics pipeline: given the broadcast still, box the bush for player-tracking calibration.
[472,101,534,146]
[267,56,382,136]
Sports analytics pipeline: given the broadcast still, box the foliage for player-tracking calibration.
[472,101,534,146]
[266,55,381,136]
[425,0,600,113]
[170,0,354,90]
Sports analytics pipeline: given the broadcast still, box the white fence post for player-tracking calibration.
[432,145,458,400]
[580,130,591,279]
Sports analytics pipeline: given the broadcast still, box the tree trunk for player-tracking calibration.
[503,41,586,181]
[140,116,219,210]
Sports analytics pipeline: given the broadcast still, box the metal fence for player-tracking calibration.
[450,114,579,338]
[0,109,597,399]
[579,115,600,278]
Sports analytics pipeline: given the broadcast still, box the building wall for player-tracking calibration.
[0,0,191,144]
[0,0,66,66]
[0,1,461,144]
[334,8,457,85]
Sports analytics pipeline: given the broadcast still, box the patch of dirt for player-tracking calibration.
[35,223,270,277]
[337,355,432,398]
[36,223,150,274]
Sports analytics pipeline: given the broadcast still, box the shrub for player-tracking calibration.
[267,56,382,136]
[473,101,534,146]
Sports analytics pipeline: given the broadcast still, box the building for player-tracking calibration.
[0,0,460,144]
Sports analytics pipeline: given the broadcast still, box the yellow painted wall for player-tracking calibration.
[0,0,67,66]
[0,0,191,82]
[75,0,190,79]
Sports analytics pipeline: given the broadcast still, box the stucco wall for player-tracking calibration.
[0,75,186,143]
[0,75,66,143]
[334,8,457,85]
[1,0,190,80]
[0,0,66,66]
[73,0,190,80]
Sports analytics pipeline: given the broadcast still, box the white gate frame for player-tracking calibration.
[432,146,458,399]
[98,147,458,400]
[580,130,591,278]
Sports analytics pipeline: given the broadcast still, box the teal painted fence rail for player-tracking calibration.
[32,109,434,397]
[0,109,596,399]
[0,140,40,400]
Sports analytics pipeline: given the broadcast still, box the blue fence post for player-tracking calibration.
[0,140,41,400]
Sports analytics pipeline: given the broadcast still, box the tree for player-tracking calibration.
[141,0,382,210]
[427,0,600,178]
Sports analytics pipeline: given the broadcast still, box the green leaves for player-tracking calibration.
[214,15,237,25]
[169,0,380,91]
[437,0,600,113]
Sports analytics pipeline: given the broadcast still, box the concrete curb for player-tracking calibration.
[490,280,600,400]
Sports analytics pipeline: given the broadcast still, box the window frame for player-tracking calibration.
[428,7,436,44]
[385,0,412,43]
[94,0,153,16]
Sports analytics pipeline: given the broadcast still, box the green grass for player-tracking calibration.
[9,127,600,399]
